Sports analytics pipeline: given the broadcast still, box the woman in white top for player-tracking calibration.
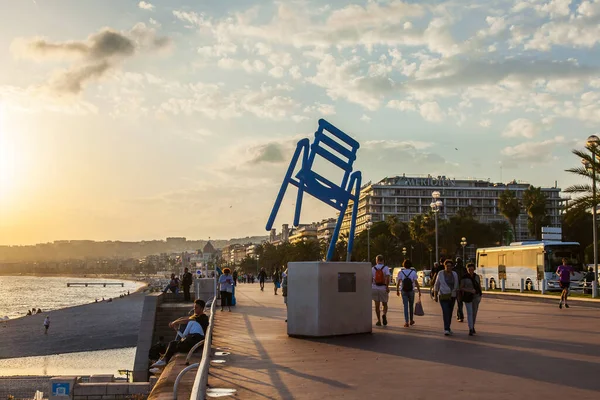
[433,259,459,336]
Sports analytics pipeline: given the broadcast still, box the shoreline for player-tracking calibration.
[0,285,148,361]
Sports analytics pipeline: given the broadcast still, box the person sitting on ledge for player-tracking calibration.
[36,308,42,314]
[150,299,209,368]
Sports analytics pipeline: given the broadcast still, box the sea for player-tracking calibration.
[0,276,145,378]
[0,276,144,320]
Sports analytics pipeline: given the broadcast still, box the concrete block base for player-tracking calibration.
[287,261,372,337]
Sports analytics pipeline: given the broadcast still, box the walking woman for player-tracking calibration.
[460,263,483,336]
[433,259,459,336]
[219,268,234,312]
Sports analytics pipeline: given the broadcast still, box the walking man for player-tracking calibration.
[557,258,575,309]
[182,267,193,302]
[258,268,266,291]
[454,257,466,322]
[396,259,421,327]
[43,316,50,334]
[372,254,390,326]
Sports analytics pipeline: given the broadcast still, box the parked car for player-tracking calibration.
[417,270,431,286]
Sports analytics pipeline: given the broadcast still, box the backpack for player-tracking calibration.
[401,270,413,292]
[374,266,386,286]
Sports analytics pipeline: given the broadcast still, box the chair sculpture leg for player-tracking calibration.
[326,205,347,261]
[346,172,362,262]
[266,139,309,231]
[293,140,310,227]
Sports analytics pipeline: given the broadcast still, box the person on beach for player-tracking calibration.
[396,259,421,327]
[150,299,208,368]
[43,316,50,334]
[258,268,267,291]
[460,263,483,336]
[433,259,459,336]
[557,258,575,309]
[219,268,234,312]
[182,267,193,302]
[372,254,391,327]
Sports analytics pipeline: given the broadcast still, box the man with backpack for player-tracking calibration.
[372,254,391,326]
[396,259,421,327]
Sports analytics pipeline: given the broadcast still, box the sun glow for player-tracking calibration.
[0,103,18,201]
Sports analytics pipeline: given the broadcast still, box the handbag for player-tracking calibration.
[414,300,425,316]
[276,282,281,289]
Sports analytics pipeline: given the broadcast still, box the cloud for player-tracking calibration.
[360,114,372,122]
[502,118,543,138]
[248,142,287,164]
[501,136,566,162]
[11,25,170,95]
[138,1,155,11]
[419,101,444,122]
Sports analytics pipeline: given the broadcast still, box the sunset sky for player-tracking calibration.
[1,0,599,245]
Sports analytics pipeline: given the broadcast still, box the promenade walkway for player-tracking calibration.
[209,284,600,399]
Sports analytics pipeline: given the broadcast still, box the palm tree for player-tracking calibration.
[565,142,600,211]
[522,186,547,240]
[498,190,520,241]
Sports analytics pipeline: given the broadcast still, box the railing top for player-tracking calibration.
[189,275,217,400]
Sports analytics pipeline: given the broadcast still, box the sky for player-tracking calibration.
[0,0,599,245]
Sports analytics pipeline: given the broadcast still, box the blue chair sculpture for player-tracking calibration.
[266,119,362,261]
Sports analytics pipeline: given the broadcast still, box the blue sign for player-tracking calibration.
[52,383,70,396]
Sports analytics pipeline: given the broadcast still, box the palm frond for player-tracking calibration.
[564,184,593,194]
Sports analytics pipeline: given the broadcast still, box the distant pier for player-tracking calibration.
[66,282,124,287]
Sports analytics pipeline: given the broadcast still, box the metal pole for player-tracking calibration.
[593,148,598,298]
[367,228,371,263]
[434,211,439,264]
[462,245,465,262]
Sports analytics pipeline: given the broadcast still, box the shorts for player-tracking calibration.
[560,281,570,290]
[372,289,389,303]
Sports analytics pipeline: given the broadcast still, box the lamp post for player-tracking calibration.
[430,191,443,264]
[586,134,599,298]
[402,247,407,260]
[366,220,373,263]
[461,237,467,262]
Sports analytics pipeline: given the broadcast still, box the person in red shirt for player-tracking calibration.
[556,258,575,309]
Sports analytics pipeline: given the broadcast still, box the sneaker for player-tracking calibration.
[150,359,166,368]
[410,320,415,326]
[457,318,464,322]
[382,315,388,326]
[559,302,563,309]
[449,330,454,336]
[565,304,570,308]
[444,330,450,336]
[376,321,382,326]
[468,329,474,336]
[149,368,162,374]
[404,323,409,328]
[473,328,477,334]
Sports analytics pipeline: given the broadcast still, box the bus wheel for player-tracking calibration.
[526,280,533,291]
[490,279,497,290]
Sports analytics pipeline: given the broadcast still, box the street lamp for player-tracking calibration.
[430,191,443,264]
[461,237,467,262]
[402,247,407,260]
[366,220,373,264]
[586,134,599,298]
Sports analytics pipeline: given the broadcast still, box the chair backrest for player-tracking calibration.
[304,119,360,194]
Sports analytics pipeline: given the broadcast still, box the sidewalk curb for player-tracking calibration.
[482,291,600,308]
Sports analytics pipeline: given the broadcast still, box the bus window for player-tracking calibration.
[536,253,544,281]
[545,245,584,272]
[498,254,506,279]
[478,253,487,268]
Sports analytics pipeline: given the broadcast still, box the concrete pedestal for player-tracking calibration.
[195,278,216,302]
[287,261,371,337]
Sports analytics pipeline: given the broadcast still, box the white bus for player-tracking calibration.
[476,241,585,291]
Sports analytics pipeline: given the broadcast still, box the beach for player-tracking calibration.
[0,288,147,361]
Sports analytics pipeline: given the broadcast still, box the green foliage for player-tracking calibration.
[522,186,548,240]
[565,143,600,212]
[498,189,520,240]
[563,207,593,253]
